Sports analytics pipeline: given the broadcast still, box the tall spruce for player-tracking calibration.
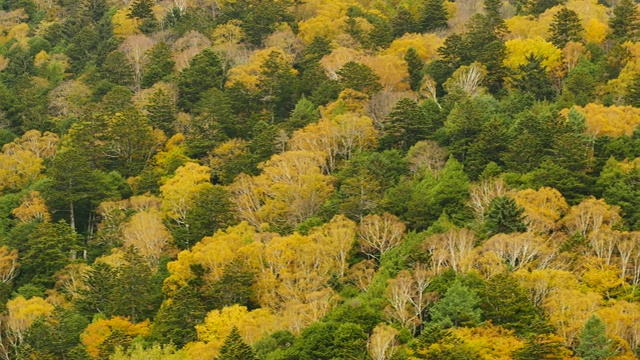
[576,315,615,360]
[405,47,424,91]
[217,326,258,360]
[420,0,449,32]
[548,7,583,48]
[609,0,640,43]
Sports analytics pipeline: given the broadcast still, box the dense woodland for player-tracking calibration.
[4,0,640,358]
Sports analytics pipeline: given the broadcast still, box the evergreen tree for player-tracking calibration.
[366,17,394,50]
[110,248,161,323]
[218,327,259,360]
[548,7,583,49]
[391,8,418,37]
[20,308,89,359]
[420,0,449,32]
[14,221,81,289]
[484,196,527,236]
[379,98,429,151]
[609,0,640,43]
[627,72,640,107]
[405,47,424,92]
[151,283,207,347]
[286,96,320,131]
[479,273,540,333]
[512,54,556,101]
[177,49,225,111]
[337,62,383,96]
[145,88,177,135]
[465,116,509,179]
[102,51,135,87]
[513,335,567,360]
[142,42,175,88]
[576,315,615,360]
[332,323,368,360]
[526,0,563,16]
[430,280,482,328]
[76,262,118,318]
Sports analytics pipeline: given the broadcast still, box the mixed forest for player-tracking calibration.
[4,0,640,358]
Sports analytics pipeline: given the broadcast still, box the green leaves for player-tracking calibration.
[430,280,481,328]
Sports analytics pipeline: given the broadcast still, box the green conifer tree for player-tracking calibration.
[576,315,615,360]
[627,72,640,107]
[609,0,640,43]
[430,280,482,328]
[484,196,527,236]
[548,7,583,48]
[420,0,449,32]
[405,47,424,92]
[217,326,258,360]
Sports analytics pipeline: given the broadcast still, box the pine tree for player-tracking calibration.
[379,98,429,151]
[391,8,418,37]
[548,7,583,49]
[142,42,175,88]
[484,196,527,236]
[217,326,258,360]
[430,280,482,328]
[128,0,154,19]
[627,72,640,107]
[576,315,615,360]
[405,47,424,92]
[513,335,566,360]
[609,0,640,43]
[177,49,224,111]
[145,88,177,135]
[420,0,449,32]
[337,62,383,96]
[513,53,556,101]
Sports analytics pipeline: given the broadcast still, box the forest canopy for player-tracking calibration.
[2,0,640,359]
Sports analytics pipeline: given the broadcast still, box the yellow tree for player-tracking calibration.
[121,208,174,267]
[164,222,260,290]
[543,288,601,346]
[562,197,621,237]
[230,150,334,228]
[384,33,444,64]
[358,212,406,260]
[0,149,43,192]
[467,177,508,222]
[308,214,357,278]
[0,246,18,284]
[225,47,296,90]
[564,104,640,137]
[11,190,51,223]
[514,269,579,307]
[191,304,281,357]
[81,317,151,359]
[503,37,562,74]
[451,324,525,359]
[0,296,54,358]
[368,323,399,360]
[423,228,476,274]
[480,233,554,271]
[4,130,59,159]
[598,300,640,354]
[259,232,337,308]
[513,187,569,234]
[297,1,350,43]
[160,162,213,226]
[384,264,434,332]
